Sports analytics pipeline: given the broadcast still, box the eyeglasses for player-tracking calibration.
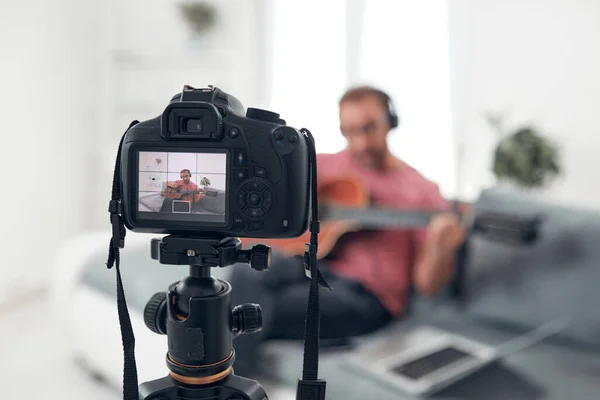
[340,118,388,137]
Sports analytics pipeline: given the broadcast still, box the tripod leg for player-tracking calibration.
[138,374,268,400]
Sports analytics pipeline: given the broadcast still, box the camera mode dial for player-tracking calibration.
[246,107,280,123]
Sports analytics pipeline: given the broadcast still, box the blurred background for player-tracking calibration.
[1,0,600,399]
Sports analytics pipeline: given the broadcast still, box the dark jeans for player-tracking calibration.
[229,252,393,376]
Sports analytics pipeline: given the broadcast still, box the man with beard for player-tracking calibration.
[160,169,205,213]
[230,85,466,377]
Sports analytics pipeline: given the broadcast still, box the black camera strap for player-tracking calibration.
[106,120,140,400]
[296,128,331,400]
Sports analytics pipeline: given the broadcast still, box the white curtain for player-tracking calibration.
[269,0,455,196]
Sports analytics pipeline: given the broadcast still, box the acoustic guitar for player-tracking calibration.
[163,183,219,200]
[242,175,541,259]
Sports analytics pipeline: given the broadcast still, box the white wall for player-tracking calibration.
[448,0,600,209]
[269,1,456,196]
[0,0,268,300]
[0,0,99,298]
[89,0,269,229]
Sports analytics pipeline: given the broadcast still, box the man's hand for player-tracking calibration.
[195,192,206,202]
[413,213,467,297]
[426,213,466,254]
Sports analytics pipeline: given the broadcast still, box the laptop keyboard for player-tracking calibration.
[390,346,474,380]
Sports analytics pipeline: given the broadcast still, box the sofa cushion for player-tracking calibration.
[462,187,600,346]
[196,188,226,214]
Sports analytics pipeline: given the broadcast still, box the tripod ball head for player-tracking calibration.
[139,237,271,399]
[142,264,264,384]
[144,291,263,339]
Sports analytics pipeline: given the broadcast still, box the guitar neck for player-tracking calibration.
[324,206,449,229]
[325,205,540,246]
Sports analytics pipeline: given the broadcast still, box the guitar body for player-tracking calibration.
[242,175,370,259]
[164,182,187,200]
[163,182,214,200]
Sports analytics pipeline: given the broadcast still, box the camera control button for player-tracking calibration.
[246,181,266,192]
[234,149,247,167]
[272,127,299,155]
[248,221,264,231]
[246,207,265,218]
[229,127,240,138]
[254,166,267,178]
[262,190,272,210]
[237,190,247,207]
[248,193,262,206]
[234,169,247,183]
[233,214,245,229]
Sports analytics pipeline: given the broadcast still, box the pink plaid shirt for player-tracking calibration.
[317,150,450,316]
[165,180,203,203]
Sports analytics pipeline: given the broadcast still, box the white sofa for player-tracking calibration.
[49,230,235,389]
[51,187,600,399]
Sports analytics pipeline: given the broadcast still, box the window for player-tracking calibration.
[269,0,348,154]
[269,0,455,196]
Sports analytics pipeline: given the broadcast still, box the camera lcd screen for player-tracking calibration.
[137,150,227,224]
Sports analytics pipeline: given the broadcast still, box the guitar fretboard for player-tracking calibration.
[324,205,540,245]
[324,206,438,228]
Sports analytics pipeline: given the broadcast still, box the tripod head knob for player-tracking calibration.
[239,244,271,271]
[144,292,167,335]
[232,303,263,336]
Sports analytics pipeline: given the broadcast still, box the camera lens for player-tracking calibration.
[185,118,202,133]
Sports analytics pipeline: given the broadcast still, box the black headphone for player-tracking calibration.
[374,89,400,129]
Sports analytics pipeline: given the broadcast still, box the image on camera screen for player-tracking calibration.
[137,150,227,224]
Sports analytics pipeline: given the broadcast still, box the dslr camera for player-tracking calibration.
[120,84,310,238]
[107,85,325,400]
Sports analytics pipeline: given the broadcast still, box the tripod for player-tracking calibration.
[139,235,272,400]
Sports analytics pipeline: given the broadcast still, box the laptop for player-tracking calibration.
[344,325,497,397]
[344,320,569,397]
[172,200,191,213]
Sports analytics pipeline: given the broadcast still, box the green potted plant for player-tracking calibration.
[485,113,562,190]
[178,1,218,48]
[200,176,211,187]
